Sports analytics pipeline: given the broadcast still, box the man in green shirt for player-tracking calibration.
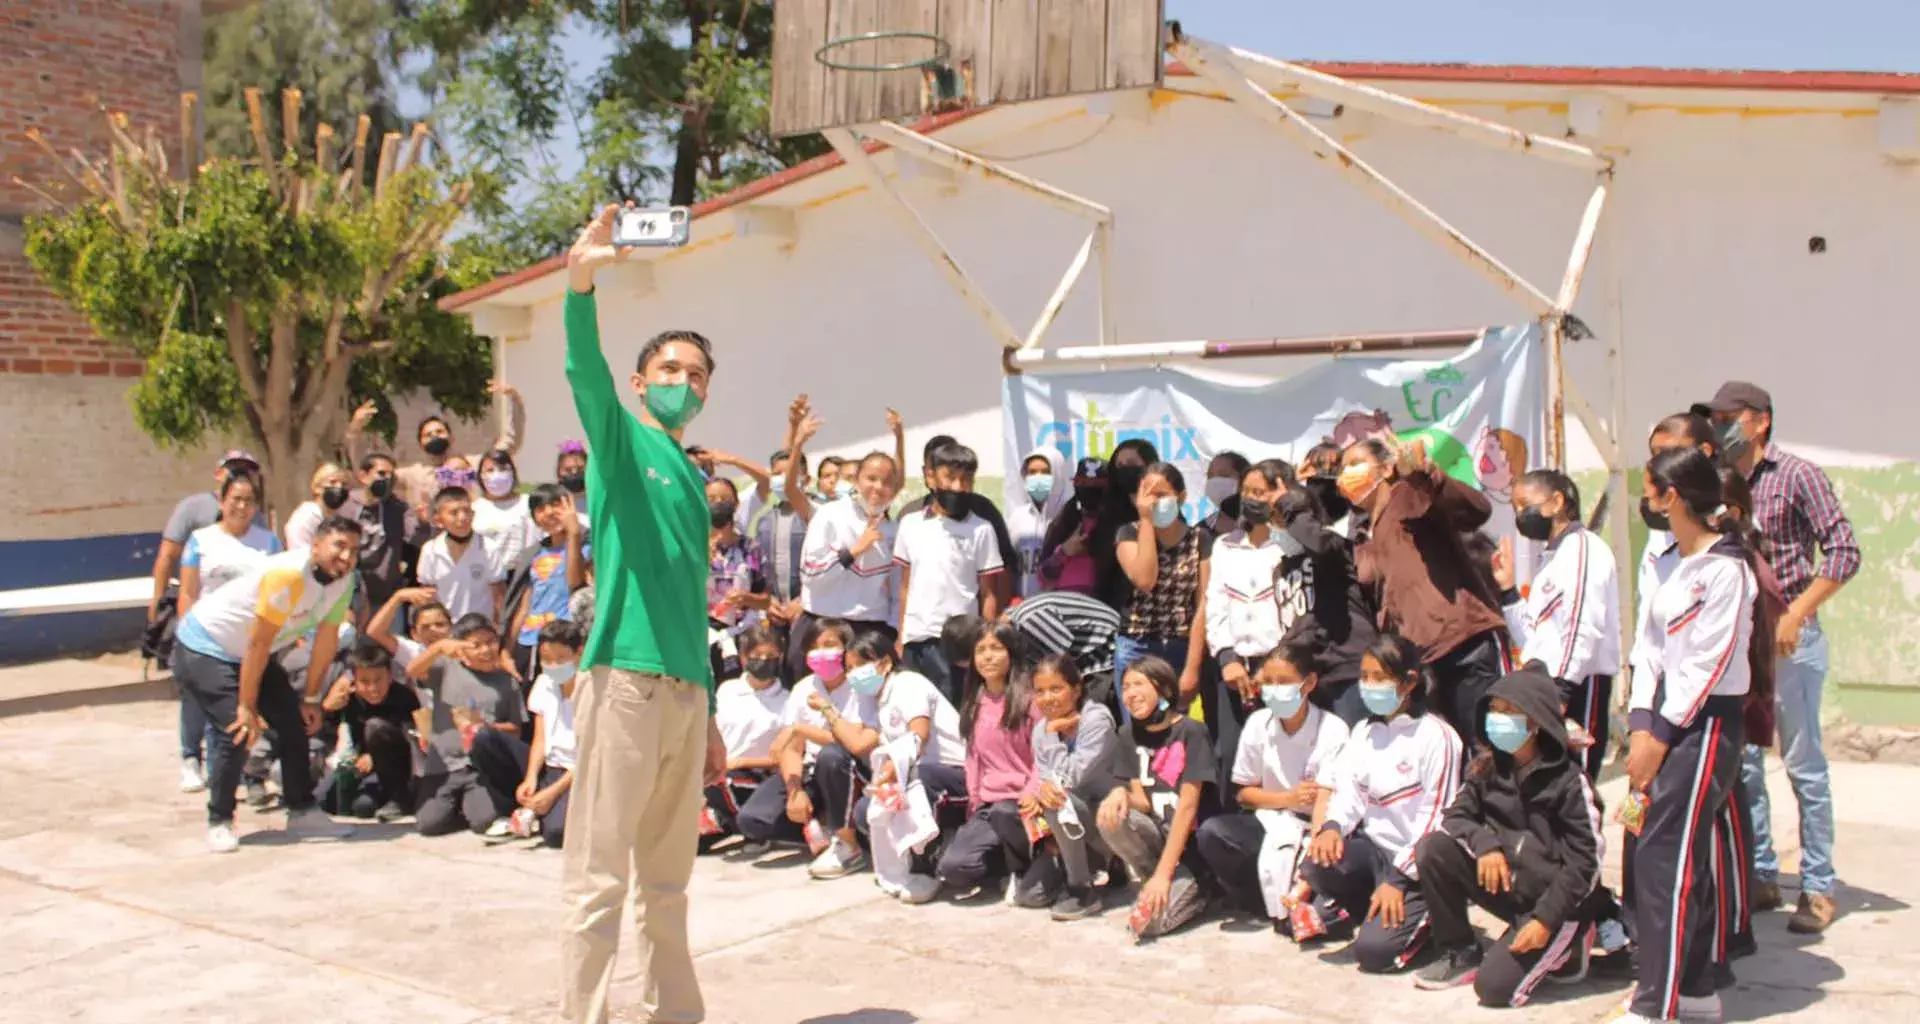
[559,203,727,1024]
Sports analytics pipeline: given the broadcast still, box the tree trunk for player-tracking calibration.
[256,426,307,540]
[670,2,712,206]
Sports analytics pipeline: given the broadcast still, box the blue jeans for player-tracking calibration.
[1740,621,1835,895]
[1112,633,1190,723]
[180,693,210,761]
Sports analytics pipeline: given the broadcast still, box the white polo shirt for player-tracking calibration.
[892,506,1003,643]
[780,674,879,766]
[417,533,496,622]
[527,671,579,771]
[799,497,897,623]
[1231,704,1351,794]
[715,678,791,761]
[875,669,967,769]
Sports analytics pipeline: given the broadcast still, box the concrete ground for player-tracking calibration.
[1,658,1916,1024]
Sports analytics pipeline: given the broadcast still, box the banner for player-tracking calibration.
[1002,323,1547,569]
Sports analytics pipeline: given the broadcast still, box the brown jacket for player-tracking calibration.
[1354,468,1505,662]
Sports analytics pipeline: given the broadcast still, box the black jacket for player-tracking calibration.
[1272,490,1377,689]
[1440,667,1602,933]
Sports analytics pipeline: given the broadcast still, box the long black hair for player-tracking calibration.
[1362,631,1431,718]
[958,619,1032,743]
[1718,464,1779,700]
[1646,447,1729,532]
[1649,411,1718,460]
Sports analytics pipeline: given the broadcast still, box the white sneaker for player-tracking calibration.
[179,758,206,793]
[807,837,867,880]
[206,823,239,854]
[284,807,354,841]
[899,873,942,905]
[481,817,516,844]
[1595,917,1631,954]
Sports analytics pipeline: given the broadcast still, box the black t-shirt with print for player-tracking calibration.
[329,685,421,752]
[1107,716,1218,825]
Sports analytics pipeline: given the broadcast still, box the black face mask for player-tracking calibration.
[310,563,343,586]
[709,501,737,529]
[1515,506,1555,542]
[448,530,474,544]
[321,485,349,510]
[558,472,586,495]
[745,657,782,681]
[1639,496,1670,532]
[931,489,970,520]
[1073,486,1105,511]
[422,436,451,457]
[368,477,393,501]
[1239,497,1273,526]
[1110,463,1144,503]
[1305,477,1350,521]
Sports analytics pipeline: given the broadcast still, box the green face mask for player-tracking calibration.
[644,382,703,430]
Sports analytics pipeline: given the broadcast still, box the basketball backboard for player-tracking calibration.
[771,0,1165,138]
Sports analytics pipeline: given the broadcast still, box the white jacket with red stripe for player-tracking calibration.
[1501,524,1621,696]
[1322,712,1462,881]
[1629,536,1755,743]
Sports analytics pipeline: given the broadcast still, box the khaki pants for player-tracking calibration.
[561,668,709,1024]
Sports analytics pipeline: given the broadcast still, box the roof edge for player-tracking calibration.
[444,58,1920,312]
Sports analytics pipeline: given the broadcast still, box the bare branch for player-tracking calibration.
[396,122,428,176]
[281,88,302,155]
[374,131,401,198]
[179,92,198,181]
[348,115,370,200]
[264,314,296,433]
[226,299,266,409]
[243,88,279,199]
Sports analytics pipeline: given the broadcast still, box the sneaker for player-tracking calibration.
[1548,924,1591,984]
[284,807,354,840]
[373,802,408,824]
[206,823,239,854]
[1677,992,1723,1022]
[1412,943,1484,990]
[179,758,206,793]
[1787,892,1837,934]
[1050,887,1100,921]
[807,837,866,880]
[1595,916,1631,954]
[1751,880,1784,912]
[899,873,942,905]
[482,817,517,845]
[244,780,272,810]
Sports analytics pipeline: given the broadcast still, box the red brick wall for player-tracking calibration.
[0,0,186,377]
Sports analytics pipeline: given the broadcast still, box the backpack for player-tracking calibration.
[142,590,179,676]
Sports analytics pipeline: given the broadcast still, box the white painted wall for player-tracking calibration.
[492,85,1920,480]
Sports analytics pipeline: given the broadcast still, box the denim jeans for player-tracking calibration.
[179,691,211,761]
[1740,620,1835,895]
[1112,633,1190,724]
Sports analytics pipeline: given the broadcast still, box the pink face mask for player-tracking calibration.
[806,649,845,682]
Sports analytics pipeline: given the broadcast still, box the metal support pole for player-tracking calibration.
[1172,37,1558,320]
[1024,230,1097,350]
[824,128,1025,350]
[860,121,1113,223]
[1211,42,1613,173]
[1546,178,1610,469]
[1011,327,1483,372]
[1094,221,1117,348]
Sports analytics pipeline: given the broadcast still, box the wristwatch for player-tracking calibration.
[303,694,324,706]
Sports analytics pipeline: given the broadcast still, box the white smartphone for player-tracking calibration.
[613,206,691,248]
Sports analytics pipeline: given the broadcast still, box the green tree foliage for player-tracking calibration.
[400,0,828,281]
[20,99,482,518]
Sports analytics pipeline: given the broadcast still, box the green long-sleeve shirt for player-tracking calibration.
[564,289,715,708]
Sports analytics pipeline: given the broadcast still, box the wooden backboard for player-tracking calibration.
[771,0,1165,138]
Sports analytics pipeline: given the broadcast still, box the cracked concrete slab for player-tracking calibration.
[0,688,1915,1024]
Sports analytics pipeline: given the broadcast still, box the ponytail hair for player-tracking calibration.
[1645,447,1726,532]
[1363,631,1432,718]
[1718,466,1780,704]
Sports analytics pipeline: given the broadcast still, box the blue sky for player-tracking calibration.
[513,0,1919,196]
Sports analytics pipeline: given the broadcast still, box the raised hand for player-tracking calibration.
[349,400,378,432]
[568,204,630,292]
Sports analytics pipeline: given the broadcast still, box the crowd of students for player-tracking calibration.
[144,373,1858,1023]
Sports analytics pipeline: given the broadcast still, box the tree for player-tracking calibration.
[20,92,485,519]
[403,0,827,278]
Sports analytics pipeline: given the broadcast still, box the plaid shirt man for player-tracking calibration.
[1747,441,1861,621]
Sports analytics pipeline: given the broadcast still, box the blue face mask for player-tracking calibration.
[1358,682,1404,718]
[1484,711,1532,754]
[834,480,855,499]
[1025,475,1054,505]
[847,662,885,697]
[546,662,577,684]
[1261,683,1304,719]
[1151,496,1180,528]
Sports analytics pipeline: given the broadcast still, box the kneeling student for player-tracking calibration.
[514,621,583,848]
[704,625,790,849]
[1022,653,1118,922]
[1194,628,1349,937]
[935,621,1039,901]
[1413,667,1603,1005]
[319,642,421,822]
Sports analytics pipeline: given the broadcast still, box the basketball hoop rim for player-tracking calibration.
[814,30,952,73]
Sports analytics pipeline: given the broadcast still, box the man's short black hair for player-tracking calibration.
[347,642,392,671]
[818,455,842,471]
[431,486,471,512]
[359,452,396,473]
[527,482,569,515]
[452,613,498,641]
[313,515,365,541]
[417,415,448,439]
[537,620,585,650]
[770,448,807,471]
[922,434,957,463]
[1517,469,1581,521]
[928,441,978,476]
[635,329,715,376]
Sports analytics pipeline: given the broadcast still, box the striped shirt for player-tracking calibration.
[1006,590,1120,678]
[1746,443,1861,617]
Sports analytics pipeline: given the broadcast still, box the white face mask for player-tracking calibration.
[481,469,516,497]
[1204,477,1238,506]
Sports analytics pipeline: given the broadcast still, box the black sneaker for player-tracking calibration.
[1548,924,1591,984]
[1050,887,1101,921]
[1015,857,1064,909]
[1413,943,1484,990]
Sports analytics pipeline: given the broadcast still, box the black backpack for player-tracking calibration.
[142,590,178,676]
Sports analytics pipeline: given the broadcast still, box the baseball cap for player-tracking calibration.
[219,449,261,470]
[1690,381,1772,419]
[1073,456,1107,482]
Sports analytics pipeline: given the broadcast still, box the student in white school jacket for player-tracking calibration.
[1618,448,1759,1024]
[1491,469,1620,781]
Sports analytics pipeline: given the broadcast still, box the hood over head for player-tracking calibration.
[1009,445,1072,521]
[1477,666,1570,766]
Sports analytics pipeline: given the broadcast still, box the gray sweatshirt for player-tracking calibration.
[1029,701,1117,801]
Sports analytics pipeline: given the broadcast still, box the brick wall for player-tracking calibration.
[0,0,187,378]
